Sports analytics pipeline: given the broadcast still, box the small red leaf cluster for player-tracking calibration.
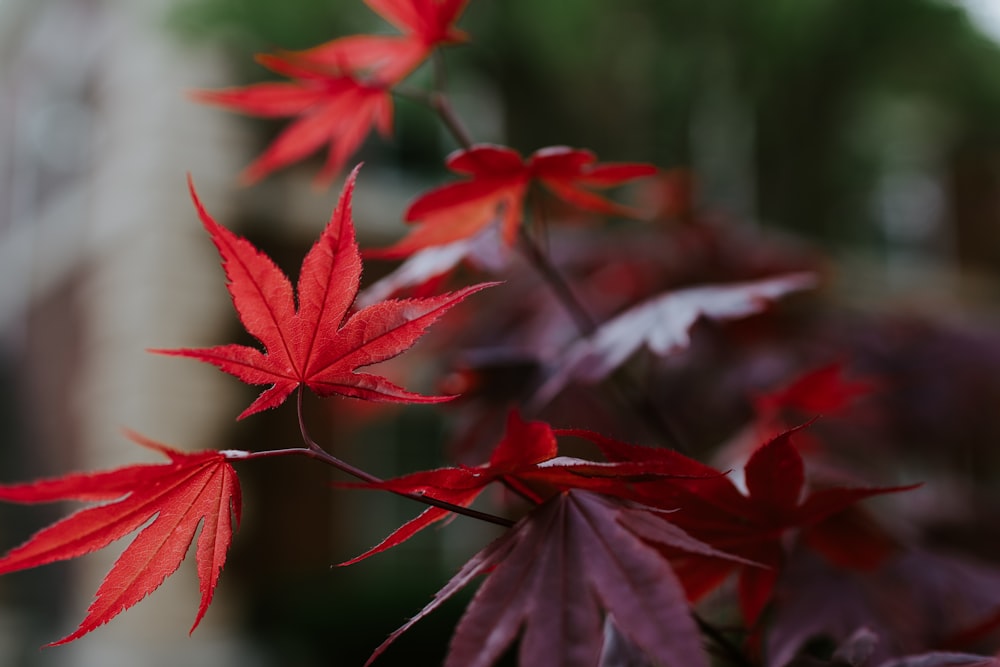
[0,167,491,645]
[341,410,719,565]
[367,144,657,258]
[573,425,917,627]
[194,0,469,184]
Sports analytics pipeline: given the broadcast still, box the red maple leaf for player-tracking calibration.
[193,0,469,185]
[755,361,879,418]
[367,144,658,259]
[193,56,393,185]
[0,432,241,645]
[566,425,916,626]
[343,411,717,564]
[282,0,471,85]
[154,166,494,419]
[365,491,747,667]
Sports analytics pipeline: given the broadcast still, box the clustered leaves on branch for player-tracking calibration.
[2,1,1000,666]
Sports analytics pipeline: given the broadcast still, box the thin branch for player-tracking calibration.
[395,54,474,151]
[231,389,515,529]
[430,50,474,150]
[517,225,598,336]
[518,212,690,452]
[693,612,757,667]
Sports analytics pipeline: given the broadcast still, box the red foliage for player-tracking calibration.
[368,144,657,258]
[343,410,719,564]
[154,167,493,419]
[5,1,1000,665]
[284,0,470,84]
[566,426,916,626]
[194,58,394,185]
[0,433,241,645]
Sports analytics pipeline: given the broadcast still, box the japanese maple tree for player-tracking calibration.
[2,1,999,666]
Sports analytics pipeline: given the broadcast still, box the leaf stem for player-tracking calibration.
[395,53,474,151]
[693,612,757,667]
[519,202,690,452]
[231,390,514,529]
[517,225,598,336]
[429,51,475,151]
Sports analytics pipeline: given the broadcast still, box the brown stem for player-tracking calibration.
[431,92,474,151]
[693,612,757,667]
[517,226,598,336]
[518,213,689,452]
[430,50,474,150]
[229,389,514,529]
[395,53,474,151]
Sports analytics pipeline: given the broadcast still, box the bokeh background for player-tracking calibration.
[4,0,1000,665]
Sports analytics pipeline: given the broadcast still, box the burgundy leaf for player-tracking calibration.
[366,491,748,667]
[767,548,1000,667]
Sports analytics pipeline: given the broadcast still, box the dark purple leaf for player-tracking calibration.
[366,491,745,667]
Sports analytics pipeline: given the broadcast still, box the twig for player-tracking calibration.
[518,212,689,452]
[517,225,598,336]
[229,389,515,529]
[693,612,757,667]
[431,52,474,150]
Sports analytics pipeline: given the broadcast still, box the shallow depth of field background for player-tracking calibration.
[4,0,1000,665]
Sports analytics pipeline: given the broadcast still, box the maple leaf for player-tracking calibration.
[193,0,471,184]
[357,217,510,308]
[755,362,879,418]
[365,490,750,667]
[282,0,471,85]
[367,144,658,259]
[0,432,241,646]
[768,548,1000,667]
[192,56,393,185]
[154,166,494,419]
[533,272,817,405]
[567,425,915,625]
[341,410,555,565]
[782,627,1000,667]
[342,411,713,564]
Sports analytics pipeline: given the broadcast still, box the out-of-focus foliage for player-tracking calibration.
[172,0,1000,258]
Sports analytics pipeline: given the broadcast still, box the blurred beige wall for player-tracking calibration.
[0,0,256,664]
